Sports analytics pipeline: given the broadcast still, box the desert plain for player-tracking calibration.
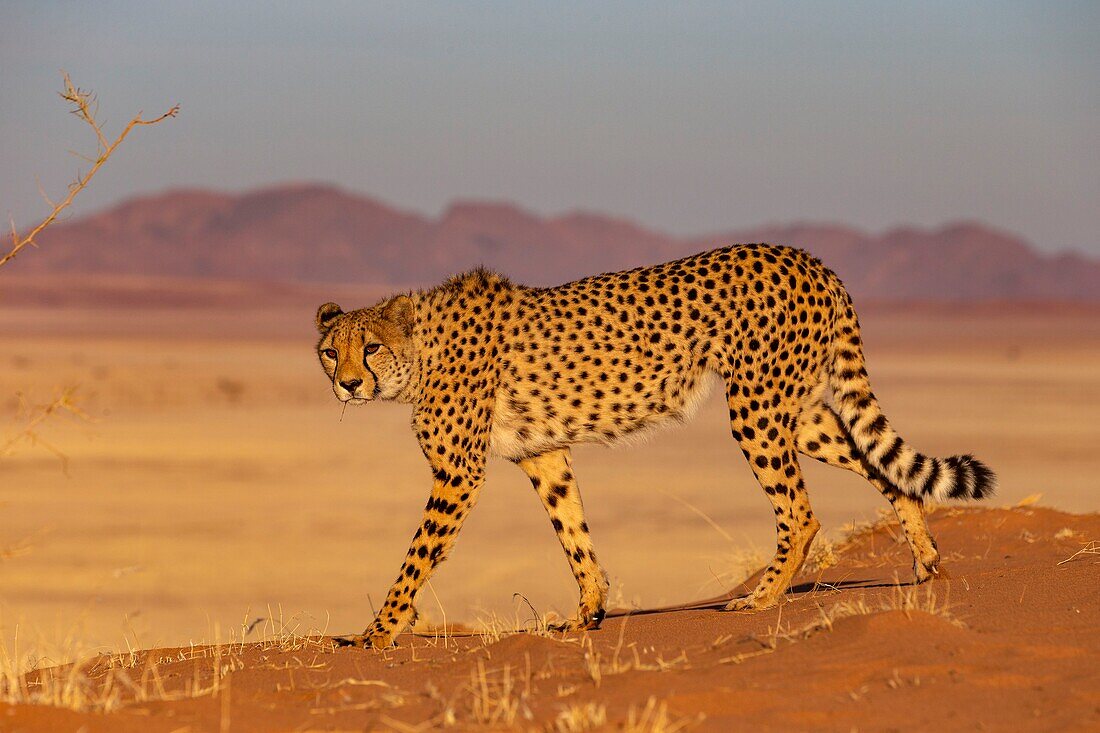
[1,295,1098,731]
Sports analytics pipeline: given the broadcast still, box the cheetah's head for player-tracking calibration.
[315,295,418,404]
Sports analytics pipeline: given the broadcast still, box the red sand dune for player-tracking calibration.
[4,506,1098,731]
[13,183,1100,301]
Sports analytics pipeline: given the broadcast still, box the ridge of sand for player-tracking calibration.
[3,506,1098,731]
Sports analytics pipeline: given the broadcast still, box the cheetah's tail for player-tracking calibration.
[825,291,995,503]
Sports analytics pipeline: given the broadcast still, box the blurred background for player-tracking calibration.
[1,2,1097,653]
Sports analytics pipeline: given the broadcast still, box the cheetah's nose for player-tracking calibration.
[339,379,363,393]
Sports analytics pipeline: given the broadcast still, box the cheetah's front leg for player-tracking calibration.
[345,444,488,649]
[517,448,609,631]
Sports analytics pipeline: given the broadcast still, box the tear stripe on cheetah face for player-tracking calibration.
[314,247,994,647]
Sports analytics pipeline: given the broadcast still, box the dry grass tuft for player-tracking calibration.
[551,701,608,732]
[0,607,339,715]
[803,534,840,574]
[465,659,533,727]
[1,633,123,713]
[624,696,704,732]
[605,580,642,614]
[1,630,238,713]
[251,605,337,654]
[803,582,961,636]
[721,582,958,665]
[581,620,688,688]
[472,600,567,645]
[705,545,766,596]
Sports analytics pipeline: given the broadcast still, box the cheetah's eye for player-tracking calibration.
[322,348,337,359]
[364,343,381,356]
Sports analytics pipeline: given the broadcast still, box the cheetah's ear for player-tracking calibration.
[316,302,343,333]
[381,294,415,335]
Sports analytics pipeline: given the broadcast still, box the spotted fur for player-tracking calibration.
[315,244,994,648]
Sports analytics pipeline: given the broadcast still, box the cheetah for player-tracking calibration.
[315,244,994,649]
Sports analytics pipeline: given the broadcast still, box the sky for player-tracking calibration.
[1,1,1097,254]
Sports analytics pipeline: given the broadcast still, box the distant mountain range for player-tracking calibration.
[12,183,1100,301]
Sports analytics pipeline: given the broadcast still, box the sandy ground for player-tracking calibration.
[2,506,1098,731]
[1,304,1098,666]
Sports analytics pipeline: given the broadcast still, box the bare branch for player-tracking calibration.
[0,71,178,270]
[0,388,91,473]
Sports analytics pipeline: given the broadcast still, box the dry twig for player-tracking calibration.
[1057,540,1100,566]
[1,388,90,470]
[1,72,178,270]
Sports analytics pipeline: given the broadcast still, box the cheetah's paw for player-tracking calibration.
[723,594,778,612]
[335,628,396,650]
[549,607,605,632]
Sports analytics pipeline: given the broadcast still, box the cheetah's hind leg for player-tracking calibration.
[723,392,820,611]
